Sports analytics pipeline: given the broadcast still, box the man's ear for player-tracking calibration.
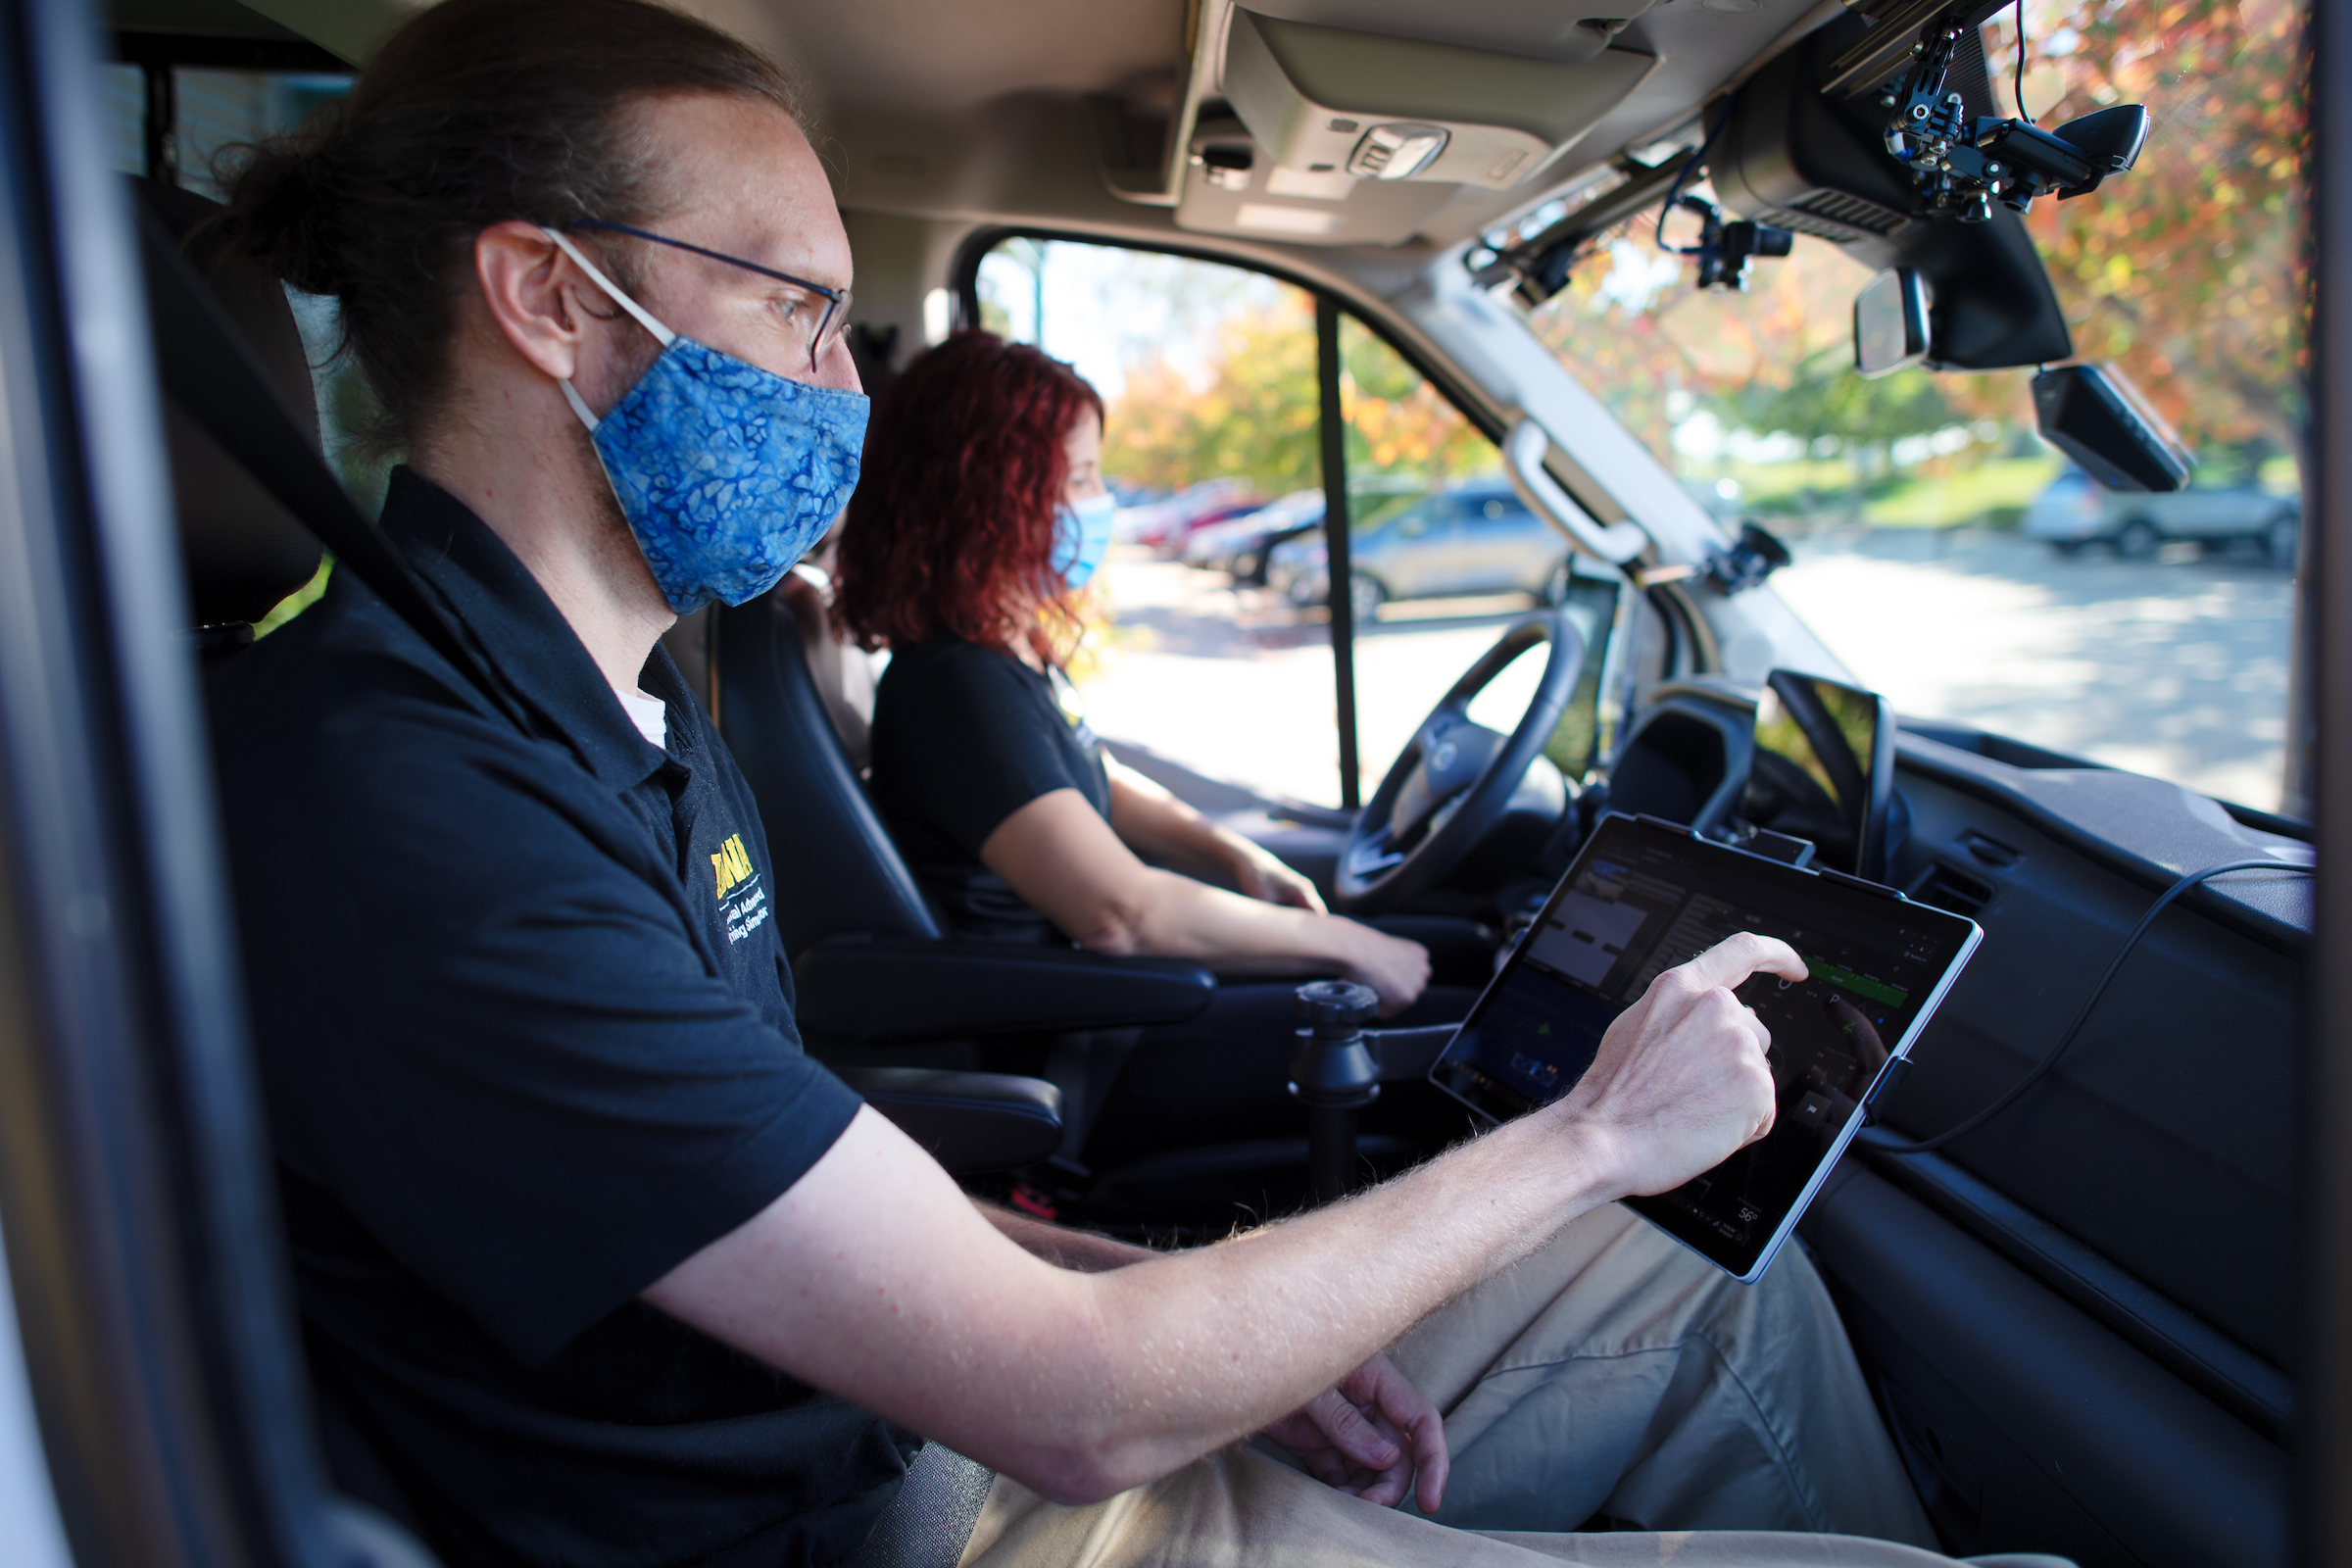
[473,220,590,382]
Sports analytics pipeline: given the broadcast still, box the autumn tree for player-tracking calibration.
[1997,0,2305,452]
[1102,297,1495,500]
[1103,294,1322,494]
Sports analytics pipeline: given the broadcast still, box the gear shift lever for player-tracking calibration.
[1291,981,1383,1204]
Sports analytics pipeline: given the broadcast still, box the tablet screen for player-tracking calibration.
[1430,813,1981,1279]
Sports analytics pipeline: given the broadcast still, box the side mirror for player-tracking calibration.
[1853,268,1931,378]
[2032,364,2193,493]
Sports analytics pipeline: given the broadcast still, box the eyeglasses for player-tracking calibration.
[575,219,853,375]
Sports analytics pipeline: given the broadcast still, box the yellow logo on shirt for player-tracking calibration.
[711,834,754,900]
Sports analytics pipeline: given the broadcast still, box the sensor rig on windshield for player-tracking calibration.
[1470,0,2150,306]
[1872,1,2149,225]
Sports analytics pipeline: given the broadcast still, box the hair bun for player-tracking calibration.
[221,132,348,299]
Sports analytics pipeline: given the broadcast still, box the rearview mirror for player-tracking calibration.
[1853,268,1931,377]
[2032,364,2193,493]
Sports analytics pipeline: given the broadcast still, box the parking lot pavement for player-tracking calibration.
[1076,531,2295,814]
[1077,552,1539,808]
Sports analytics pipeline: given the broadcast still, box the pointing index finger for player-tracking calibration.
[1681,932,1807,994]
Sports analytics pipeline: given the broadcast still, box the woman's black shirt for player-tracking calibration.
[868,636,1111,943]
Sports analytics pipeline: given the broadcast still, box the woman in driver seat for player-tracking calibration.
[835,331,1446,1024]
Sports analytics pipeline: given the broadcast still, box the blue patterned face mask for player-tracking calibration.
[1053,491,1119,591]
[544,228,869,615]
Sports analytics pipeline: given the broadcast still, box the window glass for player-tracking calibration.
[977,240,1619,808]
[1513,0,2304,810]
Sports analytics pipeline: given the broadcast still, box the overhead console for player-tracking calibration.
[1222,9,1654,192]
[1145,0,1660,246]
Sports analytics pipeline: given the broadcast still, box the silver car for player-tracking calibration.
[2025,466,2301,564]
[1269,480,1571,620]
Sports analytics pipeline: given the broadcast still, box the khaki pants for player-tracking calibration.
[961,1204,2070,1568]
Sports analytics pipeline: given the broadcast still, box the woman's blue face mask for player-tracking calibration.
[545,228,868,615]
[1054,491,1119,591]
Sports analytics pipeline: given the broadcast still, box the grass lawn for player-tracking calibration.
[1864,455,2062,528]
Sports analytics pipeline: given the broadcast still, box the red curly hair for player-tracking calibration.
[834,331,1104,656]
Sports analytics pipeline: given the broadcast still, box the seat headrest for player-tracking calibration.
[131,176,324,629]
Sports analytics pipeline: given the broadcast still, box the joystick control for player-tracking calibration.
[1291,981,1383,1204]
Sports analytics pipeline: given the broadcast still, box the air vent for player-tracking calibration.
[1751,205,1869,242]
[1788,188,1910,235]
[1910,861,1993,919]
[1956,829,2021,868]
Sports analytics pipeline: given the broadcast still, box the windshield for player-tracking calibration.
[1512,0,2305,813]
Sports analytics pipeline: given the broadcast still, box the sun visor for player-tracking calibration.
[1220,9,1656,193]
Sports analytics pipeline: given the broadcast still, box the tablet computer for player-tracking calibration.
[1429,812,1982,1282]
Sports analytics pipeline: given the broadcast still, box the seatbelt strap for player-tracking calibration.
[135,207,519,725]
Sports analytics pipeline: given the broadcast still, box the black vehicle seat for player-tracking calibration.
[133,177,323,637]
[715,582,944,956]
[775,558,878,771]
[711,586,1220,1182]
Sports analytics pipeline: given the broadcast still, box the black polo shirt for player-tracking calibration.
[209,469,912,1568]
[867,636,1112,944]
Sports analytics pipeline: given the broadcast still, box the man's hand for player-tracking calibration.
[1259,1353,1448,1511]
[1556,932,1804,1200]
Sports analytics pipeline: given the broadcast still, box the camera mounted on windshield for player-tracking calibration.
[1875,4,2149,224]
[1665,195,1794,292]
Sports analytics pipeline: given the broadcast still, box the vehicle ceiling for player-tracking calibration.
[117,0,1838,268]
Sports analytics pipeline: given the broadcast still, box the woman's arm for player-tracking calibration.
[980,789,1430,1013]
[1103,759,1326,911]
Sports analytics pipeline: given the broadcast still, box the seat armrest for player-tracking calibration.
[1367,1024,1457,1083]
[833,1066,1063,1175]
[796,934,1216,1045]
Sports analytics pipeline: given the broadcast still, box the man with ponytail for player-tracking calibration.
[208,3,1991,1566]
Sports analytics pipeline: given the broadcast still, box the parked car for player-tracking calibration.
[2026,465,2302,563]
[1182,481,1423,584]
[1150,495,1269,558]
[1117,477,1253,550]
[1269,478,1569,620]
[1179,488,1325,577]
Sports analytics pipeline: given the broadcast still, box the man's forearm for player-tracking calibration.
[1063,1102,1618,1495]
[649,936,1788,1509]
[977,1200,1155,1273]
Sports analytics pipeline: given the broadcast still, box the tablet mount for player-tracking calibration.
[1291,981,1382,1205]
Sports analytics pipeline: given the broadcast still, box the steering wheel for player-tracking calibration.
[1334,612,1587,915]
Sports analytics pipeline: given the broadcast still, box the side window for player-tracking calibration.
[965,237,1628,809]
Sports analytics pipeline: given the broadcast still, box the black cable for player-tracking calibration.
[1653,104,1733,254]
[2012,0,2035,124]
[1862,858,2312,1155]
